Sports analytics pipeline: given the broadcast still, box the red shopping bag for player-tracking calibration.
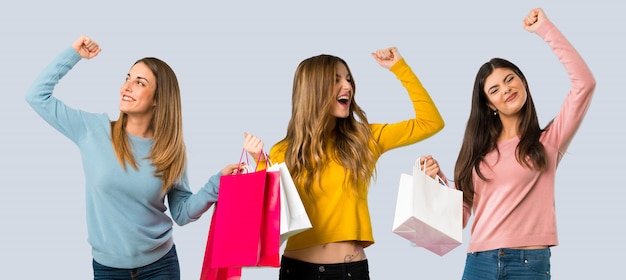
[200,150,280,279]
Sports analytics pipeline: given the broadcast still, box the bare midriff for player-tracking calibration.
[283,241,367,264]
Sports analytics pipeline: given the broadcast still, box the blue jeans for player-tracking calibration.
[92,245,180,280]
[462,248,551,280]
[279,256,370,280]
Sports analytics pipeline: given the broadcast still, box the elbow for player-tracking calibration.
[25,88,47,109]
[431,118,445,134]
[432,109,445,132]
[587,78,597,93]
[436,119,445,132]
[579,75,597,95]
[173,200,215,226]
[173,214,199,227]
[25,91,37,106]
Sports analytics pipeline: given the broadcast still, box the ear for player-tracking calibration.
[486,101,496,111]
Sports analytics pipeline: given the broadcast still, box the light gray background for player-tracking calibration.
[1,0,623,279]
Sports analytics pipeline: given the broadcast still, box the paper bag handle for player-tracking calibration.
[416,158,448,187]
[236,148,272,174]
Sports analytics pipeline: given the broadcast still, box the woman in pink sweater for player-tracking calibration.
[432,8,595,279]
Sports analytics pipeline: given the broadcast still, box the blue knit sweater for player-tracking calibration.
[26,46,221,269]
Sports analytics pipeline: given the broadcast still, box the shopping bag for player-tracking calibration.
[203,150,281,271]
[256,163,281,267]
[199,208,242,280]
[392,158,463,256]
[268,162,312,245]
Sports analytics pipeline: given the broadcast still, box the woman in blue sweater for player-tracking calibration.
[26,35,259,279]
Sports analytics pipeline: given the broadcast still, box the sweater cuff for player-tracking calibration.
[63,46,82,65]
[389,58,408,73]
[534,18,555,41]
[202,170,223,201]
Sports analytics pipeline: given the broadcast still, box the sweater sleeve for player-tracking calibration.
[535,19,596,162]
[167,170,222,226]
[370,58,444,153]
[25,46,91,144]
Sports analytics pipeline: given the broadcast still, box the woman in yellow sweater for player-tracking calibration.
[253,47,444,279]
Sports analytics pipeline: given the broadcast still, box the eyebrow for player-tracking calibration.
[127,73,151,84]
[487,74,514,93]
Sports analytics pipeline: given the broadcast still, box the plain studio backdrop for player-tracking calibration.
[1,0,622,279]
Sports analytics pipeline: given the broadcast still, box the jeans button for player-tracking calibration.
[318,266,325,272]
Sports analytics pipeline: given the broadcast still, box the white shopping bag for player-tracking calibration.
[392,158,463,256]
[268,162,312,245]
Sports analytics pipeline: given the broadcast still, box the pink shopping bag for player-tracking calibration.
[256,166,280,267]
[199,208,242,280]
[200,150,280,280]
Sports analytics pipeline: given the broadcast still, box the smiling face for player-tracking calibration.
[119,62,157,119]
[483,67,528,118]
[331,62,352,118]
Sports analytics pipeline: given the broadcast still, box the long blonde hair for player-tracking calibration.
[110,57,186,194]
[282,54,379,197]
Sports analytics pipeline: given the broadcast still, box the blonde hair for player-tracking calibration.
[282,54,379,197]
[110,57,186,194]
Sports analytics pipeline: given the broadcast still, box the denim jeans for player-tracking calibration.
[462,248,551,280]
[279,255,370,280]
[92,245,180,280]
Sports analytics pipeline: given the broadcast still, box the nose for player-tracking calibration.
[122,80,132,92]
[339,79,351,90]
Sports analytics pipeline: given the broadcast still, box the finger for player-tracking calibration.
[427,161,438,170]
[530,9,539,22]
[238,164,248,173]
[427,165,440,176]
[222,163,240,175]
[83,38,97,50]
[419,156,426,164]
[380,49,389,59]
[244,133,255,146]
[231,162,247,174]
[371,53,381,62]
[243,134,254,146]
[388,47,400,59]
[375,49,387,60]
[245,137,262,150]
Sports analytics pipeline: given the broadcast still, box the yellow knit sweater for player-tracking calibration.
[271,58,444,250]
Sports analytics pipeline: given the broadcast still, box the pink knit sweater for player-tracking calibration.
[464,19,596,253]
